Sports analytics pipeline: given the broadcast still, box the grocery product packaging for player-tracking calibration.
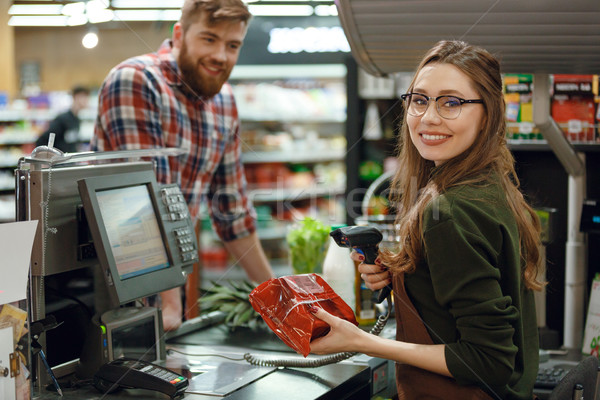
[503,74,539,140]
[551,74,597,142]
[248,273,358,357]
[583,273,600,357]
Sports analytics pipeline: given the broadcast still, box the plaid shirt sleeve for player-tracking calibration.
[91,65,172,185]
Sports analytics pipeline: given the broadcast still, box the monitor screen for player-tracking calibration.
[78,170,196,307]
[96,185,170,280]
[110,314,158,362]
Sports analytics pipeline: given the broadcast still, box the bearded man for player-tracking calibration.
[92,0,274,331]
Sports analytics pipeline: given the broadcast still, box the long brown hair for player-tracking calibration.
[381,40,543,290]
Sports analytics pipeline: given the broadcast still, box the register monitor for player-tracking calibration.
[77,169,198,307]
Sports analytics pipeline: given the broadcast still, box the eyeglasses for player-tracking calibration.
[400,92,484,120]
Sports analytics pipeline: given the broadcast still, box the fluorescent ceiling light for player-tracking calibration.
[62,2,85,16]
[87,0,108,13]
[112,0,184,8]
[67,14,88,26]
[314,4,337,16]
[8,15,69,26]
[248,5,314,16]
[88,9,114,23]
[113,9,181,21]
[8,4,63,14]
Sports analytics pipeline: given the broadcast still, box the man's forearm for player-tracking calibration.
[223,232,274,283]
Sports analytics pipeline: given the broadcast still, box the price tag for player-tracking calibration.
[519,122,535,134]
[567,119,583,134]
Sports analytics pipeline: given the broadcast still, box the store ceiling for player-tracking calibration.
[336,0,600,75]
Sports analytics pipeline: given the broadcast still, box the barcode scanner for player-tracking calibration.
[329,226,392,303]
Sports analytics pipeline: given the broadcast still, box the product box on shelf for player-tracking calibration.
[503,74,540,140]
[551,74,597,143]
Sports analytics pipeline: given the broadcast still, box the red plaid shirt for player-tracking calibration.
[91,40,255,242]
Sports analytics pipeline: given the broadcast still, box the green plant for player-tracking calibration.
[286,217,330,274]
[199,280,262,330]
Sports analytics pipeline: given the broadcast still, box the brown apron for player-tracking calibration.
[393,272,493,400]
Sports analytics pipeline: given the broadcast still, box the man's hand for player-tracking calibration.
[160,287,182,331]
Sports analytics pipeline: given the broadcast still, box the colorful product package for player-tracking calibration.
[551,74,597,142]
[248,273,358,357]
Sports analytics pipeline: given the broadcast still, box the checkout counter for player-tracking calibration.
[16,152,396,400]
[34,310,396,399]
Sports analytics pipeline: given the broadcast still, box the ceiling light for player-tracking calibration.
[113,9,181,21]
[67,14,88,26]
[8,4,63,14]
[86,0,108,13]
[8,15,69,26]
[314,5,337,16]
[111,0,184,8]
[248,5,314,16]
[82,30,99,49]
[258,0,329,2]
[62,2,85,16]
[88,9,114,23]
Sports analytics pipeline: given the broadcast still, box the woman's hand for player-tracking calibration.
[309,307,366,355]
[350,251,391,291]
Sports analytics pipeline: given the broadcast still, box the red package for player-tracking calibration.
[248,273,358,357]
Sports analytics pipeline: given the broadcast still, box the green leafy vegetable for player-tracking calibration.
[286,217,330,274]
[199,280,262,331]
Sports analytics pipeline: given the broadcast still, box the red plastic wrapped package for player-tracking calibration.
[248,273,358,357]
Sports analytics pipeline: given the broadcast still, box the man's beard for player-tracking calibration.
[178,40,231,98]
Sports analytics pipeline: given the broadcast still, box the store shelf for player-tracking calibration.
[256,226,288,240]
[0,108,97,123]
[508,140,600,152]
[0,159,22,168]
[242,148,345,164]
[0,109,56,122]
[0,134,37,145]
[241,115,345,124]
[249,185,345,203]
[230,64,346,80]
[198,67,349,277]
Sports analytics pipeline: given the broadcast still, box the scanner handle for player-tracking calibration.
[377,285,392,304]
[355,245,392,304]
[355,245,378,265]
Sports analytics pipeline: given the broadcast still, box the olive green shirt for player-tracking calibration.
[405,178,539,400]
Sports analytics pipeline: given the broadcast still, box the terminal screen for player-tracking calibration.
[96,184,170,280]
[111,315,157,362]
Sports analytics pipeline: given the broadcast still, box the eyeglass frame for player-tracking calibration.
[400,92,484,120]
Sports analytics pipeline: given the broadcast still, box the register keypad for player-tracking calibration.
[160,185,198,264]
